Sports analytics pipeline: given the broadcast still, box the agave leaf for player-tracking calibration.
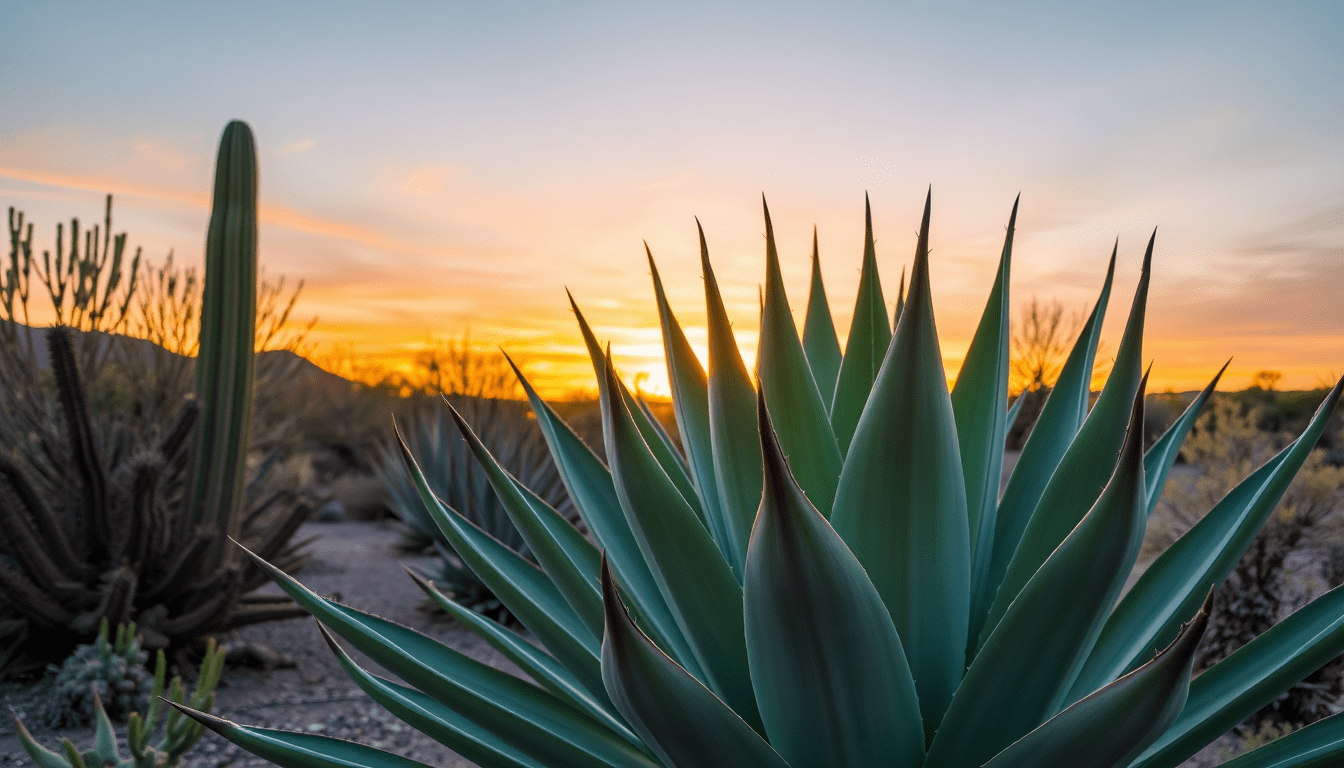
[599,354,760,728]
[927,380,1147,768]
[801,227,842,406]
[570,294,703,521]
[830,195,892,456]
[171,705,438,768]
[701,222,764,579]
[757,198,843,513]
[1131,579,1344,768]
[983,246,1116,622]
[831,189,971,733]
[600,558,790,768]
[235,544,655,768]
[11,710,71,768]
[983,234,1153,644]
[399,432,603,684]
[1141,363,1226,519]
[407,568,622,732]
[745,391,924,768]
[444,402,604,639]
[981,591,1211,768]
[951,195,1016,650]
[317,623,615,768]
[1074,376,1344,700]
[1006,390,1025,434]
[648,246,731,564]
[893,265,906,326]
[1214,712,1344,768]
[634,397,688,477]
[507,355,703,679]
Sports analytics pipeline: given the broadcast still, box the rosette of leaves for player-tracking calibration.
[183,193,1344,768]
[376,395,575,623]
[48,620,155,728]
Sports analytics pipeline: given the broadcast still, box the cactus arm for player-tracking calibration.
[0,451,90,579]
[46,327,110,562]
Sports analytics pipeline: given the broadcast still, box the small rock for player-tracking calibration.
[316,498,347,522]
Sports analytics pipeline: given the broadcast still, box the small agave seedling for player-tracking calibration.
[179,192,1344,767]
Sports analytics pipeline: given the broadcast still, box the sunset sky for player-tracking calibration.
[2,3,1341,397]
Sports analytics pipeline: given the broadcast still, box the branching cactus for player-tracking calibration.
[12,632,224,768]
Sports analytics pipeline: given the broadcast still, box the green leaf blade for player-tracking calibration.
[801,227,842,409]
[830,190,970,733]
[830,195,891,457]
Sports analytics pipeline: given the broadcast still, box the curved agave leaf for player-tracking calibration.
[830,194,891,456]
[398,432,604,691]
[981,591,1212,768]
[1074,376,1344,700]
[1141,362,1226,519]
[746,391,923,768]
[507,355,703,679]
[757,198,843,514]
[951,195,1016,651]
[599,558,786,768]
[406,568,622,730]
[983,234,1153,645]
[1214,713,1344,768]
[831,189,970,733]
[700,222,764,579]
[570,295,703,520]
[171,706,436,768]
[598,355,760,727]
[1132,577,1344,768]
[232,546,653,768]
[316,624,555,768]
[801,226,842,406]
[927,379,1148,768]
[444,402,603,639]
[983,245,1116,623]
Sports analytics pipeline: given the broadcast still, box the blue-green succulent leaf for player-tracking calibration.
[445,401,604,640]
[952,195,1016,651]
[1214,713,1344,768]
[600,558,788,768]
[830,195,891,456]
[1132,575,1344,768]
[757,197,843,514]
[570,295,704,521]
[599,354,760,728]
[1074,376,1344,700]
[980,591,1211,768]
[508,355,702,679]
[983,234,1152,644]
[927,380,1148,768]
[801,227,842,410]
[316,623,558,768]
[983,246,1116,624]
[406,568,625,734]
[1141,363,1226,519]
[745,391,924,768]
[171,705,436,768]
[234,544,656,768]
[830,189,970,734]
[701,222,764,580]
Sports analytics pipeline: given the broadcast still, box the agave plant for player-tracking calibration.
[182,192,1344,767]
[0,121,309,671]
[375,395,575,622]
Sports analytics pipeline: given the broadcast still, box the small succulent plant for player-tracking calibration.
[12,627,224,768]
[181,192,1344,768]
[48,620,156,728]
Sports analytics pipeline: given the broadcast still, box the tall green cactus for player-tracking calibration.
[183,120,258,566]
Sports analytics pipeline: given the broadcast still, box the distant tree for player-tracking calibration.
[1253,370,1283,392]
[1010,296,1073,396]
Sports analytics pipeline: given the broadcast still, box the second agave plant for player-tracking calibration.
[182,192,1344,768]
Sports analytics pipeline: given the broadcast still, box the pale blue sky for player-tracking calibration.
[2,2,1341,393]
